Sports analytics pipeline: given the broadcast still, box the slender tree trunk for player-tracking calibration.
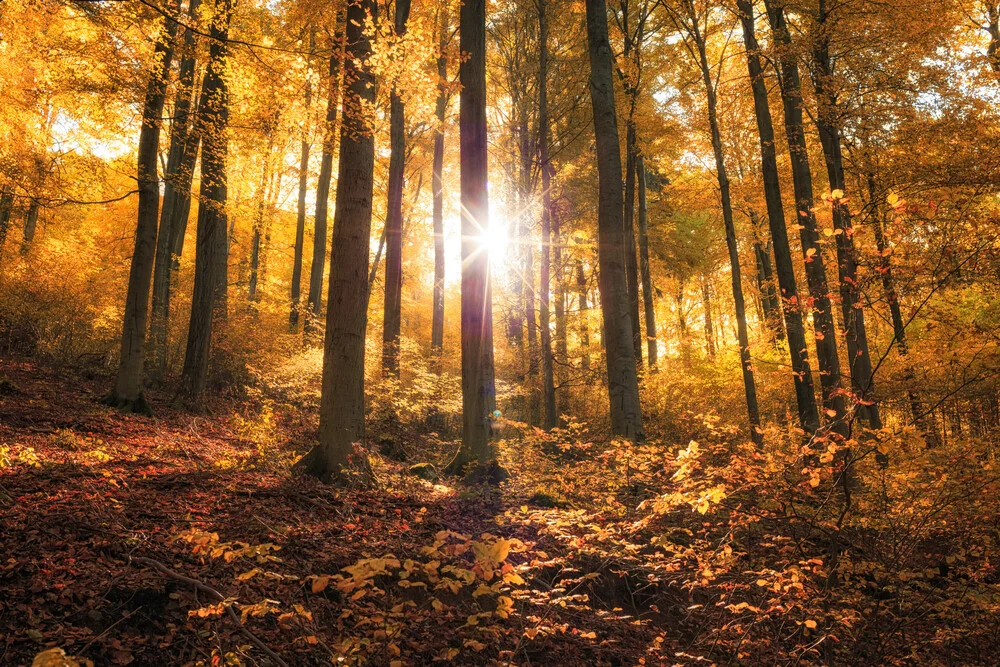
[382,0,414,376]
[867,174,939,445]
[764,0,846,432]
[678,0,762,442]
[737,0,819,434]
[624,123,642,364]
[812,0,882,429]
[675,282,690,365]
[248,148,272,305]
[150,0,200,378]
[431,22,447,359]
[538,0,557,430]
[577,259,590,373]
[176,0,231,409]
[446,0,500,473]
[105,12,176,415]
[585,0,644,441]
[702,277,716,358]
[21,200,38,254]
[520,108,538,384]
[168,71,204,268]
[749,210,783,341]
[294,0,379,482]
[431,40,447,360]
[290,32,314,329]
[636,155,657,366]
[307,26,345,335]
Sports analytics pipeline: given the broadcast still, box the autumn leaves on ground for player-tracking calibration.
[5,0,1000,664]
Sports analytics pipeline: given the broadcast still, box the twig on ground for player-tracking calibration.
[130,556,290,667]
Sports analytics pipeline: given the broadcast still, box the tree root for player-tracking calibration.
[130,556,289,667]
[100,391,154,417]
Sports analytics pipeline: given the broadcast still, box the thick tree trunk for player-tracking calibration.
[306,28,345,335]
[176,0,231,409]
[149,0,199,379]
[738,0,819,434]
[382,0,414,377]
[105,14,176,415]
[0,187,13,265]
[812,0,882,429]
[445,0,500,474]
[684,2,763,443]
[431,27,447,359]
[764,0,846,433]
[585,0,644,441]
[538,0,557,430]
[636,155,657,367]
[294,0,379,482]
[290,34,314,329]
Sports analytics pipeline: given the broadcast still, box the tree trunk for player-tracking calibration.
[812,0,882,429]
[21,200,38,254]
[294,0,379,482]
[577,259,590,373]
[702,277,715,358]
[248,146,273,306]
[749,209,783,342]
[431,21,447,360]
[176,0,231,409]
[737,0,819,435]
[764,0,846,433]
[105,12,176,415]
[585,0,644,441]
[307,26,346,336]
[636,155,657,367]
[683,0,763,443]
[290,32,314,329]
[382,0,414,377]
[0,187,13,265]
[149,0,200,379]
[538,0,557,430]
[446,0,500,474]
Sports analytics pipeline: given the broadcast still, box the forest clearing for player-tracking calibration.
[2,0,1000,664]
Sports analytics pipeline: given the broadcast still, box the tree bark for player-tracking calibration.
[812,0,882,429]
[680,0,763,443]
[446,0,500,474]
[0,187,13,266]
[585,0,644,441]
[382,0,413,377]
[21,200,38,254]
[737,0,820,434]
[636,155,657,367]
[702,277,715,358]
[290,31,314,329]
[538,0,557,430]
[176,0,231,409]
[105,11,176,415]
[431,19,447,360]
[764,0,846,433]
[306,26,346,336]
[431,23,447,360]
[294,0,379,482]
[749,209,783,341]
[577,259,590,373]
[150,0,200,379]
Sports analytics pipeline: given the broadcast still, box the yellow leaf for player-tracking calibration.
[464,639,487,651]
[831,189,844,199]
[490,538,512,563]
[580,631,597,639]
[756,579,768,586]
[311,576,330,594]
[351,589,366,601]
[805,619,818,629]
[524,627,540,639]
[503,571,525,585]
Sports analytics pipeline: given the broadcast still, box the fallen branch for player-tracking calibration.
[130,556,289,667]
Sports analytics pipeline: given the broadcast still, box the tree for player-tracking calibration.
[294,0,378,482]
[764,0,846,433]
[382,0,414,377]
[430,8,449,360]
[307,25,346,336]
[812,0,882,429]
[104,10,176,415]
[667,0,763,443]
[538,0,557,429]
[636,154,657,366]
[585,0,644,441]
[176,0,232,409]
[446,0,500,473]
[150,0,200,379]
[290,31,314,329]
[735,0,820,434]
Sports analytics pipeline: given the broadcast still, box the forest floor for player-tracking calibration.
[0,359,681,667]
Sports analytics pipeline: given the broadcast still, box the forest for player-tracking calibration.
[2,0,1000,664]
